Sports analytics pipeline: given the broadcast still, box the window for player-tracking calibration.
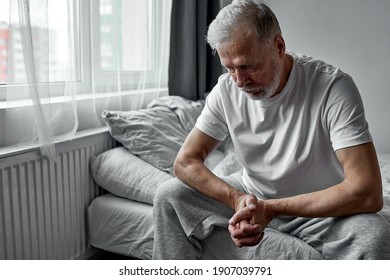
[100,0,150,72]
[0,0,171,150]
[0,3,10,85]
[0,0,80,100]
[90,0,167,92]
[0,0,170,98]
[0,0,79,85]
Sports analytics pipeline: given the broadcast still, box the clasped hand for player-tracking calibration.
[228,193,274,247]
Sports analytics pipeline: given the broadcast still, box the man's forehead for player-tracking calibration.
[217,35,268,59]
[219,54,255,68]
[218,43,267,67]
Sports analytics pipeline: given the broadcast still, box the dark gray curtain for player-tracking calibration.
[168,0,231,100]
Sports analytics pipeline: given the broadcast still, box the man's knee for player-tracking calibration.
[357,214,390,257]
[338,213,390,259]
[153,177,190,229]
[153,177,192,208]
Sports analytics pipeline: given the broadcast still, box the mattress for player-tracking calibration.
[88,194,324,260]
[88,153,390,260]
[88,194,154,260]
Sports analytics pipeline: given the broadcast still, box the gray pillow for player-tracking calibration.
[102,106,188,174]
[147,95,204,133]
[90,147,173,204]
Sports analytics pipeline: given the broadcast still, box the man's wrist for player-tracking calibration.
[227,188,244,210]
[264,199,280,220]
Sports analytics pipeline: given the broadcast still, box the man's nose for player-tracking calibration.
[234,69,249,88]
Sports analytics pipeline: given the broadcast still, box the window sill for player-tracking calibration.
[0,126,110,159]
[0,87,168,109]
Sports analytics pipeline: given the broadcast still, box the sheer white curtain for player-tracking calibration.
[3,0,171,160]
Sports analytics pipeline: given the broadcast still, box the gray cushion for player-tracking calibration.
[90,147,172,204]
[102,96,204,174]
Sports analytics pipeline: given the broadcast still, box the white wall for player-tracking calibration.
[267,0,390,153]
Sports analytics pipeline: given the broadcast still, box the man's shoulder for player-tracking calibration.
[211,73,241,102]
[293,52,349,78]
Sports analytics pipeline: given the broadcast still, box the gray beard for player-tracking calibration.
[241,77,280,100]
[241,87,275,100]
[241,58,282,101]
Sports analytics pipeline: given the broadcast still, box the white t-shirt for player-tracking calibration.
[195,52,372,200]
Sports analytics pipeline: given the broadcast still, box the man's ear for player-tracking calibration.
[274,34,286,58]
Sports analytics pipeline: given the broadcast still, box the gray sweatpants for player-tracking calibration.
[152,173,390,260]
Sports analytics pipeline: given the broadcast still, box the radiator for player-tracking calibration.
[0,130,117,259]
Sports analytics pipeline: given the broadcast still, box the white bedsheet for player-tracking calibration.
[88,153,390,259]
[88,194,323,259]
[88,194,154,259]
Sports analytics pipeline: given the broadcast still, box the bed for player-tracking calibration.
[88,95,390,260]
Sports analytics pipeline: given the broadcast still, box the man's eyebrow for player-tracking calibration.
[221,62,260,70]
[220,60,231,67]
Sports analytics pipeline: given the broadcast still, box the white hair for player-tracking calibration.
[206,0,281,52]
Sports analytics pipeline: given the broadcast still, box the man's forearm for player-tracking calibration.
[174,157,242,209]
[266,180,383,218]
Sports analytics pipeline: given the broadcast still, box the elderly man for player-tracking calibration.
[153,0,390,259]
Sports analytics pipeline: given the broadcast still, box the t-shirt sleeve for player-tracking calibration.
[195,83,229,142]
[325,75,372,151]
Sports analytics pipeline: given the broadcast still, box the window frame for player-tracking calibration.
[0,0,84,101]
[0,0,168,102]
[89,0,163,93]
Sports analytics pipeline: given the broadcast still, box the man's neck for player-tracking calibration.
[274,53,293,96]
